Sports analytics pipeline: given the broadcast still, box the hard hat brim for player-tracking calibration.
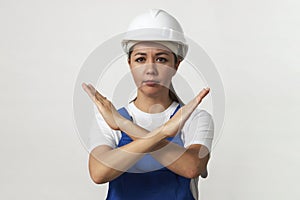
[121,28,188,58]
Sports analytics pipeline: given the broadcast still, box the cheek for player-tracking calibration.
[158,66,177,80]
[130,66,144,86]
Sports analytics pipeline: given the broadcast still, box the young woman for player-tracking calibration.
[82,9,214,200]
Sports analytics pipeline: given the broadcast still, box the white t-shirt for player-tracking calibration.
[88,101,214,200]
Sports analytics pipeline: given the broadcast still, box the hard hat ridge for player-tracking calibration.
[149,8,161,18]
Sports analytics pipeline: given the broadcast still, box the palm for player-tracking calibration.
[82,83,124,130]
[163,88,210,137]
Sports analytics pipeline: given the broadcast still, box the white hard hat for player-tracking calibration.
[122,9,188,59]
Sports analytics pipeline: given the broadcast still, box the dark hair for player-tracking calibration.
[169,83,181,103]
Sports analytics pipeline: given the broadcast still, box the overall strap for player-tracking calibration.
[118,107,132,121]
[170,103,181,118]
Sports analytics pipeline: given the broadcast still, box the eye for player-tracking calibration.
[156,57,168,63]
[135,57,145,63]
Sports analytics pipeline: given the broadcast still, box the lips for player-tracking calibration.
[142,80,160,86]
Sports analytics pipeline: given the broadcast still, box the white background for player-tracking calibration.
[1,0,299,199]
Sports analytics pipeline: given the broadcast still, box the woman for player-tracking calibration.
[82,9,214,200]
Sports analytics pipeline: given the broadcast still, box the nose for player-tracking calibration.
[145,62,158,76]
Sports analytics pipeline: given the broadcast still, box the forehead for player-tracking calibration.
[132,42,172,54]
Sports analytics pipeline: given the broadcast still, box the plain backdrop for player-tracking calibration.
[1,0,299,199]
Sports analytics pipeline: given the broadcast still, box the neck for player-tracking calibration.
[134,90,173,113]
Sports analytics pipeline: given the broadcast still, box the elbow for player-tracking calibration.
[185,168,201,179]
[93,179,107,184]
[185,160,208,179]
[90,172,109,184]
[89,156,110,184]
[89,166,110,184]
[186,167,208,179]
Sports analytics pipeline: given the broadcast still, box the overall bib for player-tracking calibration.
[106,104,195,200]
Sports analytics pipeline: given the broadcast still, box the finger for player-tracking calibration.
[196,87,210,102]
[87,84,97,96]
[82,82,96,100]
[87,84,108,103]
[96,92,106,103]
[88,84,106,99]
[82,83,103,105]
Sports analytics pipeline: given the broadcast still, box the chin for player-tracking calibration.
[139,86,163,97]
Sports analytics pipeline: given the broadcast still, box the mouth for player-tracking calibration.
[142,80,160,86]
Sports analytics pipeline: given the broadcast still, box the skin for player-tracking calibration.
[82,42,211,184]
[128,42,178,113]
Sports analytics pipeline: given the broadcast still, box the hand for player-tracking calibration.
[162,88,210,138]
[82,83,127,130]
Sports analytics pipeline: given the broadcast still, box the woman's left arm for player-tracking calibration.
[120,119,211,179]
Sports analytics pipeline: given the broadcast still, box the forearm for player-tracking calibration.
[152,142,210,178]
[84,84,211,182]
[89,126,167,184]
[120,120,208,178]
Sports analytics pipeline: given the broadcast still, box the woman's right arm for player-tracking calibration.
[83,83,170,183]
[88,120,172,184]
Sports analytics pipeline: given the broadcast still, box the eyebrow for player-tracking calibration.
[133,52,171,56]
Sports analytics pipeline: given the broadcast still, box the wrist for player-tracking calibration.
[117,118,132,132]
[150,126,169,141]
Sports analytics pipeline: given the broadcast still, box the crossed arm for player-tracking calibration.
[83,83,211,184]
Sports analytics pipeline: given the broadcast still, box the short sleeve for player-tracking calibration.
[182,109,214,152]
[87,112,118,152]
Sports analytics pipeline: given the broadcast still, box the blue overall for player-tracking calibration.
[106,104,195,200]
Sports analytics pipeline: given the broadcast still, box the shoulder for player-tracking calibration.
[183,108,214,130]
[181,108,214,150]
[189,108,213,121]
[90,111,122,150]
